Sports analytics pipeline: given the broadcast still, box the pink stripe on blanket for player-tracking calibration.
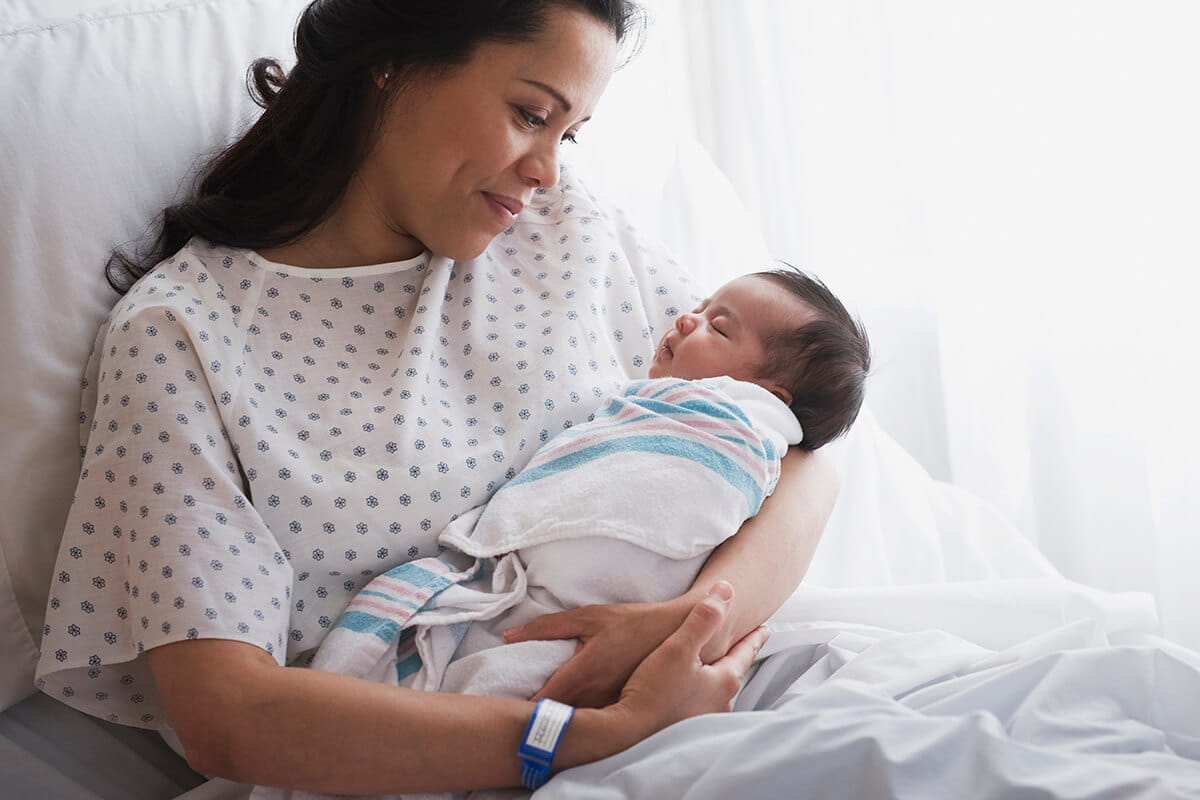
[345,596,422,620]
[531,406,768,482]
[367,575,444,602]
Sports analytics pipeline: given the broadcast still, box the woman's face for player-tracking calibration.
[351,8,619,263]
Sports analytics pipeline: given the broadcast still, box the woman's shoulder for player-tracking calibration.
[111,239,261,318]
[97,238,267,363]
[125,238,261,292]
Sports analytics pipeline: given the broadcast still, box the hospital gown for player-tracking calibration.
[34,167,702,728]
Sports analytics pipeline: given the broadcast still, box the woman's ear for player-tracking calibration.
[373,63,394,90]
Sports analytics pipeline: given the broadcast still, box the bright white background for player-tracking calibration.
[572,0,1200,650]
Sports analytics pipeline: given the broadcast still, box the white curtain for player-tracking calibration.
[597,0,1200,649]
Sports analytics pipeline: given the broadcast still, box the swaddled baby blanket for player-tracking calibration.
[412,377,803,701]
[254,377,801,799]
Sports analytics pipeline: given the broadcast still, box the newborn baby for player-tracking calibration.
[302,267,869,706]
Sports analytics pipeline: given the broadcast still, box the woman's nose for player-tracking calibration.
[519,141,560,189]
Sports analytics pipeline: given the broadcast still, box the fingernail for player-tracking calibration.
[707,582,733,603]
[503,627,521,641]
[756,628,771,650]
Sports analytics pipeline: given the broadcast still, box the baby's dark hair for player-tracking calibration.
[753,266,871,450]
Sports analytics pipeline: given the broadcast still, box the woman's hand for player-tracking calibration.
[504,594,699,708]
[609,582,770,736]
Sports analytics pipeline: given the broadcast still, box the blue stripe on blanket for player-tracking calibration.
[378,561,463,590]
[502,434,766,513]
[395,647,423,682]
[562,411,769,466]
[332,558,481,644]
[563,408,767,464]
[593,393,758,442]
[584,386,766,457]
[593,394,751,426]
[336,610,403,644]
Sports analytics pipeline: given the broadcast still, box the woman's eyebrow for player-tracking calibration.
[520,79,574,113]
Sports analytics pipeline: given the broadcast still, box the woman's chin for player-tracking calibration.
[434,234,501,263]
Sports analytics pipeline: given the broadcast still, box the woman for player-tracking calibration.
[35,0,837,793]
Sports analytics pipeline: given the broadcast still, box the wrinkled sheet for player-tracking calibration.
[530,409,1200,799]
[537,584,1200,799]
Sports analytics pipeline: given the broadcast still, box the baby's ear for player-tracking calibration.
[764,382,792,407]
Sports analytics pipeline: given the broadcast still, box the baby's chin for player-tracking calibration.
[648,360,677,379]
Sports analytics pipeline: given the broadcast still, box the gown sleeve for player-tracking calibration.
[35,268,293,728]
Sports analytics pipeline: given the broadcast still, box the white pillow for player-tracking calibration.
[0,0,310,712]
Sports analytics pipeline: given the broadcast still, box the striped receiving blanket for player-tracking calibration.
[443,376,803,563]
[301,553,488,687]
[256,378,801,800]
[264,378,802,800]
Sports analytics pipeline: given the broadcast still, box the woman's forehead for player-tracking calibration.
[468,8,618,115]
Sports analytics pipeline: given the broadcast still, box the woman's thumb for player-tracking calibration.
[673,582,733,652]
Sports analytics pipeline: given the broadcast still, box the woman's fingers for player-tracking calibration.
[503,607,593,643]
[614,581,756,730]
[529,660,577,703]
[716,624,771,680]
[531,650,616,707]
[663,581,734,660]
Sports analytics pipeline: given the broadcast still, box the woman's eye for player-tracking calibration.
[516,106,579,144]
[516,107,547,129]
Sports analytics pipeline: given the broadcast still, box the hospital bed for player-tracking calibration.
[2,2,1198,798]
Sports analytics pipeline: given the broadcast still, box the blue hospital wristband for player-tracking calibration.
[518,698,576,791]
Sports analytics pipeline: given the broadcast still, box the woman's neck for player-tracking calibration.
[261,186,425,268]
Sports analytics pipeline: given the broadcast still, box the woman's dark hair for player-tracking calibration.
[106,0,643,292]
[753,265,871,450]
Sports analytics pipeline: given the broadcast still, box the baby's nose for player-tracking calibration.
[676,313,699,334]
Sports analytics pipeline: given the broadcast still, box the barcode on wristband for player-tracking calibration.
[527,700,572,752]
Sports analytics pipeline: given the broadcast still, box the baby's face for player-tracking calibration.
[649,275,813,385]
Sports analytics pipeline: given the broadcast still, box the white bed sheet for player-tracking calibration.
[0,691,204,799]
[527,411,1200,798]
[540,615,1200,799]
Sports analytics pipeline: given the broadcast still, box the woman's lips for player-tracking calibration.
[483,192,524,224]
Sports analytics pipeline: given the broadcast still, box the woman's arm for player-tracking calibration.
[509,447,839,706]
[146,583,764,794]
[682,446,839,662]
